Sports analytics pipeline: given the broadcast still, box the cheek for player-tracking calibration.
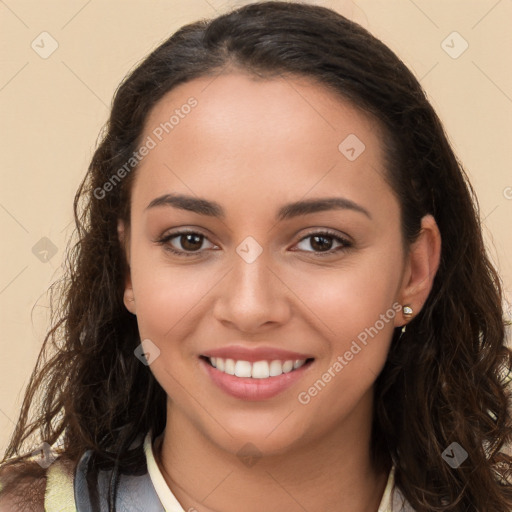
[127,229,205,333]
[131,259,215,344]
[291,247,403,407]
[128,256,215,400]
[291,247,403,345]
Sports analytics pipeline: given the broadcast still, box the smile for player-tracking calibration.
[199,355,315,400]
[206,356,310,378]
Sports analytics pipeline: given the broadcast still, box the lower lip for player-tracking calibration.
[200,357,313,401]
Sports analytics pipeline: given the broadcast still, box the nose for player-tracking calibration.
[212,251,292,334]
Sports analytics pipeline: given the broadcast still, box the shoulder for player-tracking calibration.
[0,462,48,511]
[0,456,76,512]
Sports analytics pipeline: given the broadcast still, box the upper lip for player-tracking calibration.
[201,345,314,363]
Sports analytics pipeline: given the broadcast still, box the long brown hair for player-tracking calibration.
[2,2,512,510]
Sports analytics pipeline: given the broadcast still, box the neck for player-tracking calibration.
[155,391,390,512]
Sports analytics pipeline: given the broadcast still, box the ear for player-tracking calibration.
[118,219,136,315]
[394,214,441,327]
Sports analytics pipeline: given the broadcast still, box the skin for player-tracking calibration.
[119,71,441,512]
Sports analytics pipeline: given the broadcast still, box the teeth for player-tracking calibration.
[252,361,269,379]
[282,360,294,373]
[234,360,252,378]
[225,358,235,375]
[269,360,283,377]
[207,357,307,379]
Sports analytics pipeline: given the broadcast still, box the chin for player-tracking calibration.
[202,412,309,459]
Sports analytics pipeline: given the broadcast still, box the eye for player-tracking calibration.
[293,230,352,256]
[156,230,216,257]
[155,228,353,258]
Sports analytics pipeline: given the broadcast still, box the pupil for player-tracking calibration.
[182,234,202,251]
[311,235,332,252]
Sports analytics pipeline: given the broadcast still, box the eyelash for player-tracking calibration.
[155,229,353,258]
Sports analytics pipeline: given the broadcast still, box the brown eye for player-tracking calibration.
[309,234,335,252]
[155,230,217,258]
[294,231,352,256]
[177,233,204,252]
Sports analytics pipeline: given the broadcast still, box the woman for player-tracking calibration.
[1,2,511,511]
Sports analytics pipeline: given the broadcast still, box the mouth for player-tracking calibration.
[199,355,315,400]
[200,355,315,378]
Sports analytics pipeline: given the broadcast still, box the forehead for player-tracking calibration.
[132,72,395,221]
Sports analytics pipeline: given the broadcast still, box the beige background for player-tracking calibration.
[1,0,511,458]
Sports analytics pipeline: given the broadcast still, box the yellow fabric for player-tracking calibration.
[44,458,77,512]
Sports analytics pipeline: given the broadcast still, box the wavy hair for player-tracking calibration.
[2,2,512,510]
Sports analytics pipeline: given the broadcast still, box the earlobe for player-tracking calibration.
[123,287,137,315]
[395,214,441,327]
[118,219,136,315]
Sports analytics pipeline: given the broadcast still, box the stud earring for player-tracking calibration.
[399,305,414,338]
[402,305,413,318]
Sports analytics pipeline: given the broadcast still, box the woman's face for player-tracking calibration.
[121,72,434,456]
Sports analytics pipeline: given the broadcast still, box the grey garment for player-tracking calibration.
[74,449,165,512]
[390,488,417,512]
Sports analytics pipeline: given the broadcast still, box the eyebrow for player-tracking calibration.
[146,193,372,220]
